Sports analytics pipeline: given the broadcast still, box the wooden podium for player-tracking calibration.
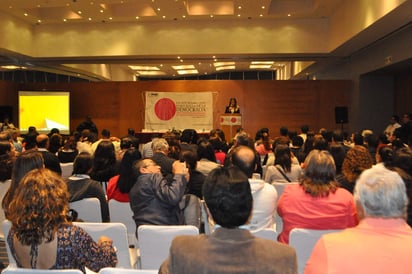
[220,114,242,141]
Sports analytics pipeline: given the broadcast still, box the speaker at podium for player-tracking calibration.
[220,114,242,141]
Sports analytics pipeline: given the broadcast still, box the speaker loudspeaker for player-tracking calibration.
[335,107,348,124]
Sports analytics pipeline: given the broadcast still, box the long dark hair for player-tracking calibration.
[117,148,142,193]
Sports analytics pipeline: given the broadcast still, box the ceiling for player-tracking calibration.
[0,0,410,81]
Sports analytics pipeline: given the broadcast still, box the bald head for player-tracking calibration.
[231,145,256,178]
[36,134,49,149]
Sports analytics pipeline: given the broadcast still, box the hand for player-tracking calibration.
[172,160,187,174]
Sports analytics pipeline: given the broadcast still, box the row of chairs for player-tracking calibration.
[2,266,157,274]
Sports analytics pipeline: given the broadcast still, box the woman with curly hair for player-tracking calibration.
[6,168,117,272]
[277,150,358,243]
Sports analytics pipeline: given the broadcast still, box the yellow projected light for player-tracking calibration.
[19,91,70,133]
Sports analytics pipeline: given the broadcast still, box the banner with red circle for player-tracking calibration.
[144,91,213,131]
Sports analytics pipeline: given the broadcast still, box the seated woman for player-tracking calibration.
[264,144,302,183]
[2,150,44,219]
[67,152,110,222]
[6,168,117,272]
[107,148,142,202]
[277,150,358,244]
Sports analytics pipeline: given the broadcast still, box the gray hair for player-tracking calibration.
[151,138,169,152]
[355,168,408,218]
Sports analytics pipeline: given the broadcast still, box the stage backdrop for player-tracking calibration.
[144,91,213,131]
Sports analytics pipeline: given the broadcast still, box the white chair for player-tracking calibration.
[108,200,137,247]
[137,225,199,270]
[272,182,299,233]
[200,200,214,235]
[252,228,278,241]
[2,266,83,274]
[60,162,74,180]
[70,198,102,222]
[74,222,133,269]
[2,220,16,266]
[99,268,157,274]
[289,228,342,274]
[0,179,11,239]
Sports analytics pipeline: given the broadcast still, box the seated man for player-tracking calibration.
[129,158,188,230]
[305,167,412,274]
[159,166,297,274]
[230,145,278,233]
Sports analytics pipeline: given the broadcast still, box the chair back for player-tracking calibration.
[252,228,278,241]
[2,266,83,274]
[99,268,157,274]
[70,198,102,222]
[0,179,11,239]
[2,220,16,266]
[137,225,199,270]
[289,228,342,274]
[272,182,299,233]
[74,222,132,269]
[60,162,74,180]
[108,200,137,247]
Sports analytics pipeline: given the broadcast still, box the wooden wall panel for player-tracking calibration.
[0,80,352,139]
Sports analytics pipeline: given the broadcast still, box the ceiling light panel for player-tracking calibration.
[177,69,199,75]
[129,65,160,70]
[214,62,235,67]
[186,0,234,16]
[172,65,196,70]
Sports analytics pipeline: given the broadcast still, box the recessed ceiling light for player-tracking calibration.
[88,18,92,21]
[288,13,291,17]
[37,19,42,23]
[136,71,166,76]
[162,15,166,19]
[172,65,195,70]
[262,6,266,9]
[129,65,160,70]
[210,14,214,18]
[238,6,242,10]
[77,11,82,14]
[63,19,67,22]
[109,17,113,20]
[251,61,274,65]
[24,13,28,16]
[249,65,272,69]
[136,16,139,19]
[177,69,198,75]
[214,62,235,67]
[216,66,235,71]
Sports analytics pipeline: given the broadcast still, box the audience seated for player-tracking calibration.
[67,152,110,222]
[150,138,177,182]
[107,148,142,202]
[179,149,205,199]
[90,140,119,183]
[6,168,117,272]
[57,135,79,163]
[305,167,412,274]
[35,134,62,175]
[129,159,188,231]
[2,150,44,219]
[196,138,221,176]
[339,143,373,193]
[391,147,412,226]
[264,144,302,183]
[230,146,278,233]
[277,150,358,244]
[159,166,297,274]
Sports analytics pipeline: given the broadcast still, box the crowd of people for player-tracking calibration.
[0,112,412,273]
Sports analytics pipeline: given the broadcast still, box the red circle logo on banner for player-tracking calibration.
[231,117,237,123]
[154,98,176,121]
